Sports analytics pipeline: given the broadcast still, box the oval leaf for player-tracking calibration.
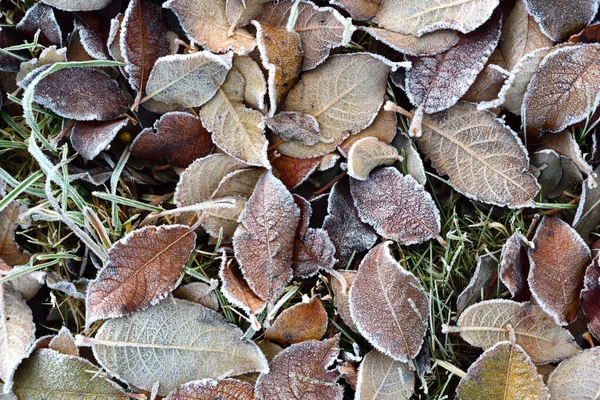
[547,348,600,398]
[356,349,415,400]
[265,296,328,347]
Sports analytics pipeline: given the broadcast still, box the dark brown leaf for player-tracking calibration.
[265,296,328,347]
[166,379,254,400]
[267,112,325,146]
[271,154,320,189]
[581,254,600,340]
[16,3,62,47]
[456,251,501,315]
[499,232,531,300]
[71,119,129,162]
[219,256,266,316]
[522,0,599,41]
[0,201,30,267]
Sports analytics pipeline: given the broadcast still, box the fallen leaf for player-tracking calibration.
[330,0,381,21]
[456,251,501,315]
[0,262,44,301]
[547,156,582,198]
[569,22,600,43]
[198,196,247,242]
[233,55,267,110]
[360,27,460,56]
[255,337,343,400]
[523,44,600,132]
[271,154,320,189]
[540,130,595,187]
[331,270,357,332]
[547,348,600,398]
[338,106,397,158]
[522,0,599,41]
[46,272,89,300]
[349,241,429,362]
[531,149,563,197]
[0,29,27,72]
[16,46,66,86]
[40,0,111,11]
[267,112,325,146]
[347,138,401,181]
[375,0,500,36]
[391,131,426,185]
[211,168,264,199]
[0,201,30,266]
[528,216,591,325]
[165,0,256,54]
[462,64,509,103]
[174,282,219,311]
[85,224,197,326]
[293,227,336,278]
[499,232,530,299]
[581,255,600,340]
[456,341,549,399]
[226,0,269,29]
[16,3,62,47]
[356,349,415,400]
[145,51,233,108]
[71,119,129,162]
[265,296,328,347]
[166,378,255,400]
[350,167,441,245]
[48,326,78,357]
[107,14,125,63]
[573,165,600,243]
[219,255,266,316]
[73,14,110,61]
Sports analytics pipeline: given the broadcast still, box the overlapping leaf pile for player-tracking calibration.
[2,0,600,398]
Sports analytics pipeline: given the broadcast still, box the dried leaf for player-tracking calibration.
[0,29,27,72]
[166,378,254,400]
[265,296,328,347]
[573,165,600,243]
[89,299,268,396]
[456,341,549,399]
[375,0,500,36]
[233,55,267,110]
[350,167,441,245]
[86,225,197,326]
[107,14,125,63]
[582,255,600,341]
[40,0,111,11]
[528,216,591,325]
[16,3,62,47]
[349,242,429,361]
[391,131,426,185]
[462,64,509,103]
[267,112,325,146]
[220,256,266,315]
[338,106,397,158]
[201,67,269,167]
[356,349,415,400]
[531,149,563,197]
[547,348,600,398]
[330,0,381,21]
[131,112,213,168]
[271,154,320,189]
[0,262,44,301]
[522,0,599,41]
[226,0,270,29]
[258,0,354,71]
[174,282,219,311]
[548,156,582,198]
[569,22,600,43]
[212,168,264,199]
[456,251,501,315]
[145,51,233,108]
[293,228,336,278]
[16,46,66,86]
[48,327,78,357]
[0,201,30,266]
[540,130,596,187]
[255,337,343,400]
[71,119,129,162]
[414,101,539,207]
[46,272,89,300]
[499,232,530,299]
[331,270,357,332]
[347,138,400,181]
[74,14,110,61]
[233,171,300,302]
[360,27,459,56]
[523,44,600,132]
[198,196,246,242]
[165,0,257,54]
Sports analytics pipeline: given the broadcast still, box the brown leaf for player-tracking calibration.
[255,337,343,400]
[0,29,27,72]
[85,225,197,326]
[107,14,125,62]
[174,282,219,311]
[0,261,44,301]
[211,168,264,200]
[267,112,325,146]
[131,112,213,168]
[349,242,429,361]
[574,165,600,243]
[360,27,460,56]
[462,64,509,103]
[581,254,600,340]
[73,14,110,61]
[34,68,128,121]
[347,138,400,181]
[226,0,270,29]
[331,270,357,332]
[16,3,62,47]
[0,202,30,267]
[528,216,591,325]
[531,150,563,197]
[265,296,328,347]
[331,0,381,21]
[198,196,247,242]
[523,44,600,132]
[391,131,426,185]
[48,327,79,357]
[71,118,128,162]
[233,55,267,111]
[522,0,598,41]
[540,130,596,187]
[220,255,266,316]
[569,22,600,43]
[40,0,111,11]
[356,349,415,400]
[338,106,397,158]
[166,378,254,400]
[350,167,441,245]
[233,171,300,302]
[499,232,530,299]
[271,154,321,189]
[456,251,502,315]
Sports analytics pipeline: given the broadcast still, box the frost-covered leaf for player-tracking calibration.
[522,0,599,41]
[166,378,254,400]
[375,0,500,36]
[233,171,300,302]
[360,27,459,56]
[145,51,232,108]
[448,299,581,364]
[499,232,530,299]
[86,225,197,326]
[267,112,325,146]
[233,55,267,110]
[16,46,66,86]
[220,256,266,316]
[277,53,391,158]
[547,348,600,398]
[40,0,111,11]
[271,154,321,189]
[198,197,246,242]
[131,112,213,168]
[265,296,328,347]
[0,29,27,72]
[258,0,355,71]
[456,341,549,399]
[226,0,270,28]
[356,349,415,400]
[11,349,128,398]
[46,272,89,300]
[71,119,128,162]
[330,0,381,21]
[581,255,600,340]
[347,138,400,180]
[456,251,501,315]
[349,242,429,362]
[201,67,269,168]
[573,165,600,243]
[391,131,426,185]
[463,64,509,103]
[48,327,78,357]
[88,299,268,396]
[0,262,44,301]
[528,216,591,325]
[34,68,128,121]
[73,14,110,61]
[174,282,219,311]
[255,337,343,400]
[414,101,539,207]
[0,201,30,266]
[16,3,61,47]
[293,227,336,278]
[531,149,563,197]
[338,106,397,158]
[540,130,595,187]
[107,14,125,63]
[331,270,357,332]
[523,44,600,132]
[165,0,256,54]
[212,168,264,199]
[350,167,440,245]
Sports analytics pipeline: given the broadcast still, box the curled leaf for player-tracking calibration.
[174,282,219,311]
[0,201,30,266]
[330,0,381,21]
[331,270,357,332]
[338,106,397,158]
[499,232,530,299]
[265,296,328,347]
[347,137,400,180]
[582,255,600,340]
[16,3,62,47]
[40,0,111,11]
[233,55,267,110]
[456,251,501,315]
[220,256,266,316]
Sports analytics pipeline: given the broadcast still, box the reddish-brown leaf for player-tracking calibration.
[71,119,129,162]
[219,255,266,316]
[581,254,600,340]
[265,296,328,347]
[166,379,254,400]
[331,270,358,332]
[500,232,531,300]
[271,154,321,190]
[16,3,62,47]
[0,201,30,267]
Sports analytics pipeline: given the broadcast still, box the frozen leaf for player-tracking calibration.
[528,216,591,325]
[16,3,62,47]
[212,168,264,199]
[330,0,381,21]
[89,298,268,396]
[253,21,303,116]
[46,272,89,300]
[347,137,401,180]
[391,131,426,185]
[16,46,66,86]
[131,112,213,168]
[413,101,539,207]
[166,378,254,400]
[331,270,357,332]
[569,23,600,43]
[74,15,110,61]
[258,0,355,71]
[548,348,600,398]
[40,0,111,11]
[349,242,429,361]
[360,27,459,56]
[220,256,266,315]
[350,167,441,245]
[267,112,326,146]
[541,129,596,187]
[523,44,600,132]
[338,106,397,158]
[48,327,78,357]
[71,118,128,162]
[107,14,125,63]
[121,0,169,94]
[255,337,343,400]
[174,282,219,311]
[233,55,267,110]
[10,349,128,398]
[265,296,328,347]
[0,201,30,266]
[548,156,583,198]
[531,149,563,197]
[201,67,269,167]
[463,64,509,103]
[293,228,336,278]
[165,0,256,54]
[500,0,552,71]
[0,262,44,301]
[523,0,599,41]
[198,197,246,242]
[0,283,35,383]
[0,29,27,72]
[356,349,415,400]
[499,232,530,299]
[456,251,501,315]
[323,179,378,267]
[574,165,600,243]
[86,224,197,326]
[233,171,300,302]
[226,0,270,29]
[456,341,549,399]
[375,0,500,36]
[448,299,580,364]
[277,53,392,158]
[146,51,233,108]
[34,68,128,121]
[581,255,600,340]
[271,154,320,189]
